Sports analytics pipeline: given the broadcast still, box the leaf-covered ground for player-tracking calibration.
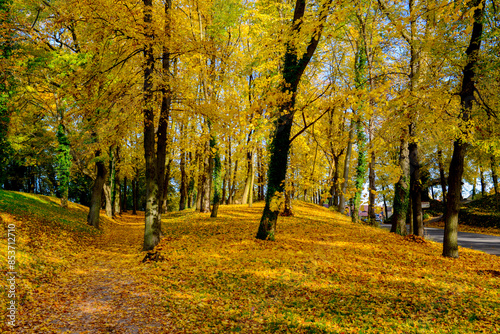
[1,190,499,333]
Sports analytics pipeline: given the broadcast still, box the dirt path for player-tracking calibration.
[16,213,175,333]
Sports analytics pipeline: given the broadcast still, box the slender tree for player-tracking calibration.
[443,0,485,258]
[257,0,332,240]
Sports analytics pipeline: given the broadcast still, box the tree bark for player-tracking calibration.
[87,150,107,229]
[200,139,212,213]
[210,133,222,217]
[443,0,484,258]
[103,183,113,217]
[122,177,127,212]
[480,166,485,197]
[143,0,160,251]
[410,141,423,236]
[390,137,410,235]
[179,151,188,210]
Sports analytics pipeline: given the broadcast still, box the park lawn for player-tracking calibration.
[1,190,499,333]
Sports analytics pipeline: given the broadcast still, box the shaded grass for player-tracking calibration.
[0,190,108,327]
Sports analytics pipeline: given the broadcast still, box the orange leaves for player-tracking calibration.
[2,191,500,333]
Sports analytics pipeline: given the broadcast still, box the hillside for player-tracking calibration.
[1,190,499,333]
[425,195,500,236]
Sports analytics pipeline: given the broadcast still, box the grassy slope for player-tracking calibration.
[0,190,109,324]
[425,195,500,236]
[1,190,499,333]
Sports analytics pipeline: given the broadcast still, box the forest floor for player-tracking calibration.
[1,190,500,333]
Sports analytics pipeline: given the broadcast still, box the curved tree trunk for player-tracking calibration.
[256,0,331,240]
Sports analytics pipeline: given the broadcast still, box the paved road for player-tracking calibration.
[380,224,500,256]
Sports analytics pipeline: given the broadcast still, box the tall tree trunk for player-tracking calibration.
[87,150,107,229]
[142,0,160,251]
[368,150,377,225]
[153,0,173,232]
[443,0,484,258]
[200,139,212,213]
[257,0,331,240]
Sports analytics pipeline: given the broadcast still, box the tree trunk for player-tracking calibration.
[104,183,113,217]
[200,139,212,213]
[443,0,484,258]
[407,194,413,235]
[210,134,222,217]
[122,177,127,212]
[114,179,121,216]
[162,158,172,213]
[491,155,499,196]
[247,155,255,207]
[142,0,160,251]
[410,141,423,236]
[179,151,188,210]
[390,137,410,235]
[491,155,499,209]
[256,0,331,240]
[228,158,238,204]
[241,149,253,205]
[109,146,116,217]
[368,150,377,225]
[480,166,485,197]
[87,150,107,229]
[257,147,265,201]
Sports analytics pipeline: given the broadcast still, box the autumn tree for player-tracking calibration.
[443,0,485,258]
[257,0,332,240]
